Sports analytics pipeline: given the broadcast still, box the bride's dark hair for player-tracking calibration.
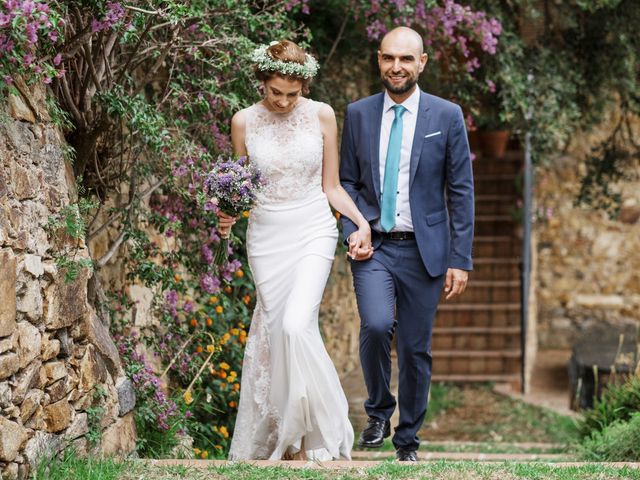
[254,40,312,94]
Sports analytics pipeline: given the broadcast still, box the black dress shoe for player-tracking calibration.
[357,417,391,448]
[395,448,418,461]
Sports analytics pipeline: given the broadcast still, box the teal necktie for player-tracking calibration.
[381,104,406,232]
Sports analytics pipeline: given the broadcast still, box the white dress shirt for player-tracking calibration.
[376,87,420,232]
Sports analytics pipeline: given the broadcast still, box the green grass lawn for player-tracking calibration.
[37,458,640,480]
[418,383,580,445]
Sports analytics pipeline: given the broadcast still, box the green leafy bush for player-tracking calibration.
[580,411,640,461]
[579,375,640,438]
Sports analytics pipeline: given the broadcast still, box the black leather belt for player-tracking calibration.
[380,231,415,240]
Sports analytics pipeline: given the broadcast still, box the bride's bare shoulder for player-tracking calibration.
[231,107,251,128]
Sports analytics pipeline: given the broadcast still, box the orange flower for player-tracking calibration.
[233,383,240,391]
[200,451,209,459]
[224,286,232,294]
[220,426,229,438]
[229,401,237,408]
[190,318,198,327]
[242,211,250,218]
[209,296,218,304]
[206,344,215,353]
[206,317,213,327]
[219,362,230,370]
[219,371,227,379]
[235,269,244,278]
[196,345,203,353]
[215,306,223,314]
[174,274,182,282]
[215,445,223,450]
[231,328,239,336]
[242,295,251,305]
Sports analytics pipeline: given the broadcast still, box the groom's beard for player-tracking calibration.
[382,77,417,95]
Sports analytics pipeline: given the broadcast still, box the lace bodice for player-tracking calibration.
[245,99,324,204]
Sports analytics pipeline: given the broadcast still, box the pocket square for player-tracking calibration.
[424,131,442,139]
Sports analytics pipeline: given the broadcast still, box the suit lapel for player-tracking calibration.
[370,94,384,205]
[409,91,431,190]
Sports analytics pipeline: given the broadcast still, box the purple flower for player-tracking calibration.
[201,244,214,264]
[183,300,194,313]
[21,0,35,15]
[165,289,178,306]
[199,273,221,294]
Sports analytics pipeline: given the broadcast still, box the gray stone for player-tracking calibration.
[100,412,137,457]
[0,381,12,407]
[23,431,61,469]
[16,280,44,322]
[8,93,36,124]
[3,462,19,479]
[12,360,42,404]
[0,249,17,337]
[64,412,88,440]
[116,377,136,417]
[23,254,44,277]
[43,361,67,385]
[0,352,19,380]
[0,332,16,355]
[4,121,35,155]
[16,321,41,369]
[9,162,39,201]
[43,399,74,432]
[82,313,121,377]
[41,334,60,361]
[45,378,67,403]
[0,416,27,462]
[20,389,44,423]
[3,405,20,419]
[78,345,107,392]
[56,328,71,357]
[44,269,89,330]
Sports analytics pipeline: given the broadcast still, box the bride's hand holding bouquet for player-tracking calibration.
[205,155,263,264]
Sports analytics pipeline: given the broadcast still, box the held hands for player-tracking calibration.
[347,225,374,261]
[216,211,237,238]
[444,268,469,300]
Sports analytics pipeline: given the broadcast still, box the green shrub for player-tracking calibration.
[579,374,640,438]
[580,411,640,462]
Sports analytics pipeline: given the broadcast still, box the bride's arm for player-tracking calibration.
[319,103,373,260]
[231,110,248,157]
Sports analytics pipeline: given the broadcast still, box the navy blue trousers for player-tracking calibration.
[350,237,445,450]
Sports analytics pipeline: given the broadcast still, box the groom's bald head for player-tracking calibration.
[380,27,424,56]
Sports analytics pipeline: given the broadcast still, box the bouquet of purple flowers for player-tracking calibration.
[204,156,264,264]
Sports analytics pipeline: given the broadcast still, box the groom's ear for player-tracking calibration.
[419,53,428,72]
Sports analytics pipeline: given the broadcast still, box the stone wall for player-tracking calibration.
[0,84,135,479]
[534,119,640,348]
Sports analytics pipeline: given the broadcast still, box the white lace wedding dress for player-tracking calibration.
[228,98,354,461]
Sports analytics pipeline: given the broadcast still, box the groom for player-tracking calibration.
[340,27,474,461]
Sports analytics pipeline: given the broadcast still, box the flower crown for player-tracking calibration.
[251,42,319,79]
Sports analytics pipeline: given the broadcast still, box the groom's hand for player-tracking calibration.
[347,232,373,261]
[444,268,468,300]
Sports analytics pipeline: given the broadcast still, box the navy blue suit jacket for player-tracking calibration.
[339,89,474,277]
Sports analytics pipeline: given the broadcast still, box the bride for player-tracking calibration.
[221,40,373,461]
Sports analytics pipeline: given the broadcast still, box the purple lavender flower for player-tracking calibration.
[199,273,221,294]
